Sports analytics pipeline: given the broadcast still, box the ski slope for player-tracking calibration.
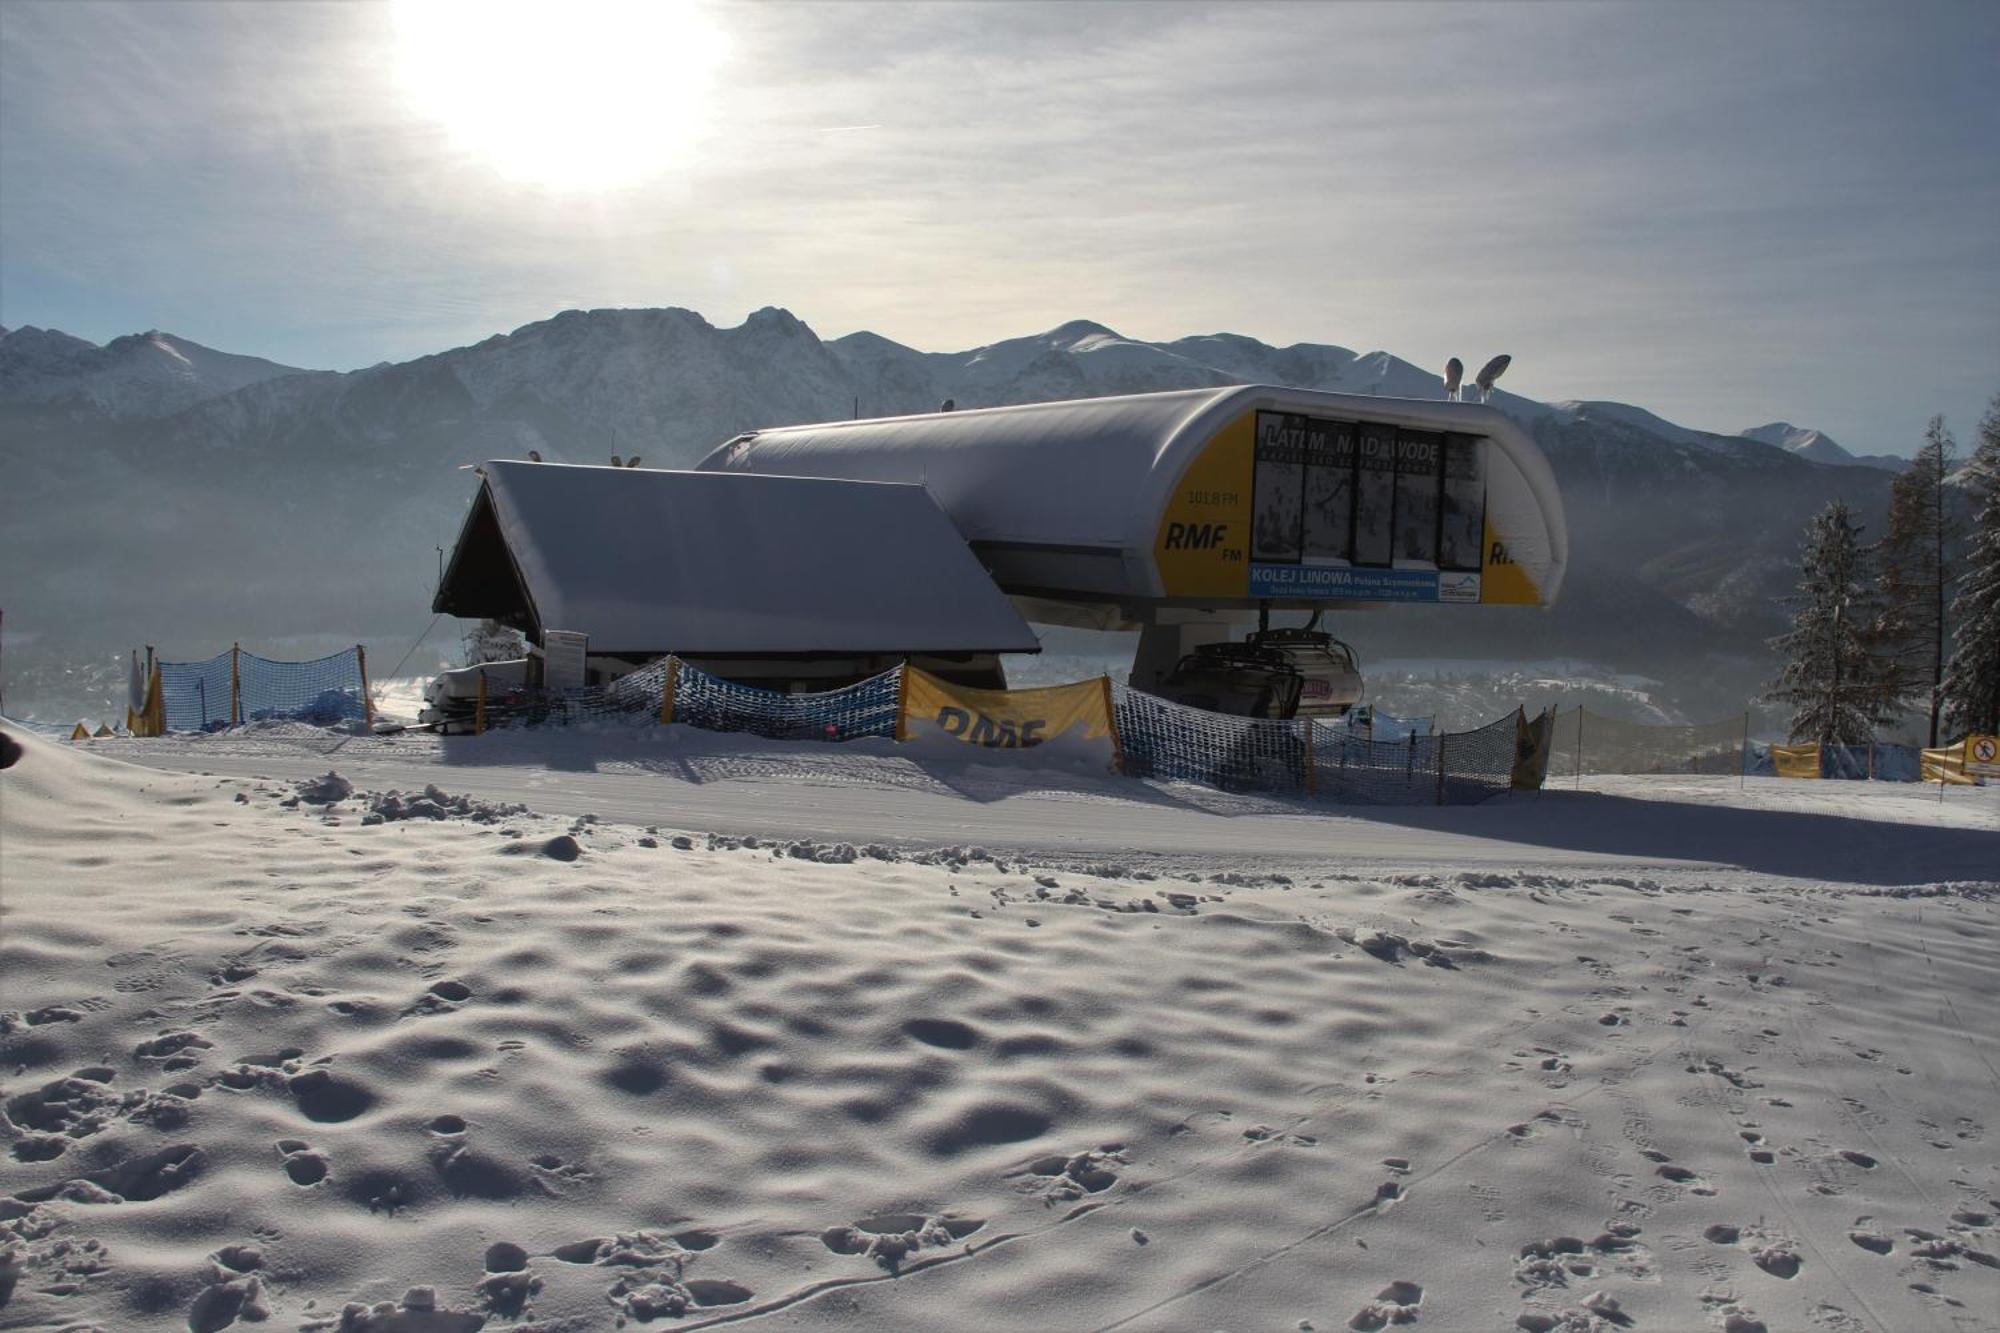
[88,721,1997,885]
[3,725,1995,1333]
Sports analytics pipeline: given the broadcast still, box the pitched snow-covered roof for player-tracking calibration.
[434,462,1038,656]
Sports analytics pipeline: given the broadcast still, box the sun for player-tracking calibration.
[391,0,728,189]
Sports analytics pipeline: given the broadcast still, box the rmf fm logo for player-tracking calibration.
[1164,522,1229,550]
[936,708,1047,748]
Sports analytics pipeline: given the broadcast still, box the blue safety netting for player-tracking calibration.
[671,662,902,742]
[1307,723,1441,803]
[1823,744,1922,781]
[1337,710,1434,742]
[1438,710,1523,803]
[1111,685,1311,794]
[1112,683,1522,804]
[157,652,235,733]
[238,649,367,725]
[156,647,366,732]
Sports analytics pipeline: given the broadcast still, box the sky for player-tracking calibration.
[1,0,1995,456]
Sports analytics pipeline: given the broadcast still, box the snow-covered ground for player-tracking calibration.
[3,725,1996,1333]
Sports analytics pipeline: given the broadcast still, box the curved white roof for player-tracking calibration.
[704,387,1225,547]
[698,385,1567,609]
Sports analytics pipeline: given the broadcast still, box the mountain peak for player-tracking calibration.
[513,307,715,339]
[0,324,302,417]
[1552,400,1718,449]
[0,324,99,356]
[1044,318,1121,344]
[739,306,811,337]
[1739,421,1904,473]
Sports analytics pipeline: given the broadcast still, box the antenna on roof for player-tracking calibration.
[939,398,956,413]
[1443,357,1463,401]
[1474,354,1511,403]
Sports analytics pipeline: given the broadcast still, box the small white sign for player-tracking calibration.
[1438,571,1482,604]
[542,630,589,692]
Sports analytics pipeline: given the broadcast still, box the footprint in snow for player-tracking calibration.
[821,1213,985,1270]
[186,1243,269,1333]
[1752,1243,1803,1278]
[1347,1280,1423,1331]
[1653,1158,1717,1196]
[477,1241,543,1316]
[276,1138,328,1186]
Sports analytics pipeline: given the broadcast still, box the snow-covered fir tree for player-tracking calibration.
[1942,393,2000,738]
[1871,415,1957,743]
[1766,501,1893,747]
[462,618,527,666]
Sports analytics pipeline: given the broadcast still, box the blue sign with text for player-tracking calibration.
[1248,565,1442,602]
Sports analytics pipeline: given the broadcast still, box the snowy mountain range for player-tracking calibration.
[0,324,303,419]
[0,314,1905,466]
[0,308,1911,720]
[1738,421,1906,473]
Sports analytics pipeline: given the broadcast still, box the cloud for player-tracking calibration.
[1,0,1995,448]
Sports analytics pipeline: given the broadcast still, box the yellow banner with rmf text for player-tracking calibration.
[1771,744,1821,779]
[899,668,1120,768]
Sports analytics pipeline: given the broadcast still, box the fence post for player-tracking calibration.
[894,661,912,742]
[1302,718,1316,798]
[475,668,487,736]
[1434,729,1447,806]
[1534,708,1551,797]
[1575,706,1586,790]
[1099,675,1126,775]
[1739,709,1749,790]
[658,656,679,725]
[230,643,242,727]
[144,663,163,737]
[355,644,375,726]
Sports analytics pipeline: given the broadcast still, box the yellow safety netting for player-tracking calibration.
[1512,709,1555,790]
[127,666,165,738]
[1921,742,1976,785]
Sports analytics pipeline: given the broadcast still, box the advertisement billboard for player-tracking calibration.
[1352,422,1397,568]
[1439,433,1486,572]
[1394,429,1442,566]
[1302,417,1356,562]
[1251,413,1307,562]
[1156,407,1536,606]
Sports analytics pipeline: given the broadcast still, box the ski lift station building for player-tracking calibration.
[698,385,1567,686]
[432,385,1565,693]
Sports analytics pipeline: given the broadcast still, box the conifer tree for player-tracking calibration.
[1942,393,2000,738]
[1873,416,1959,744]
[1766,501,1892,747]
